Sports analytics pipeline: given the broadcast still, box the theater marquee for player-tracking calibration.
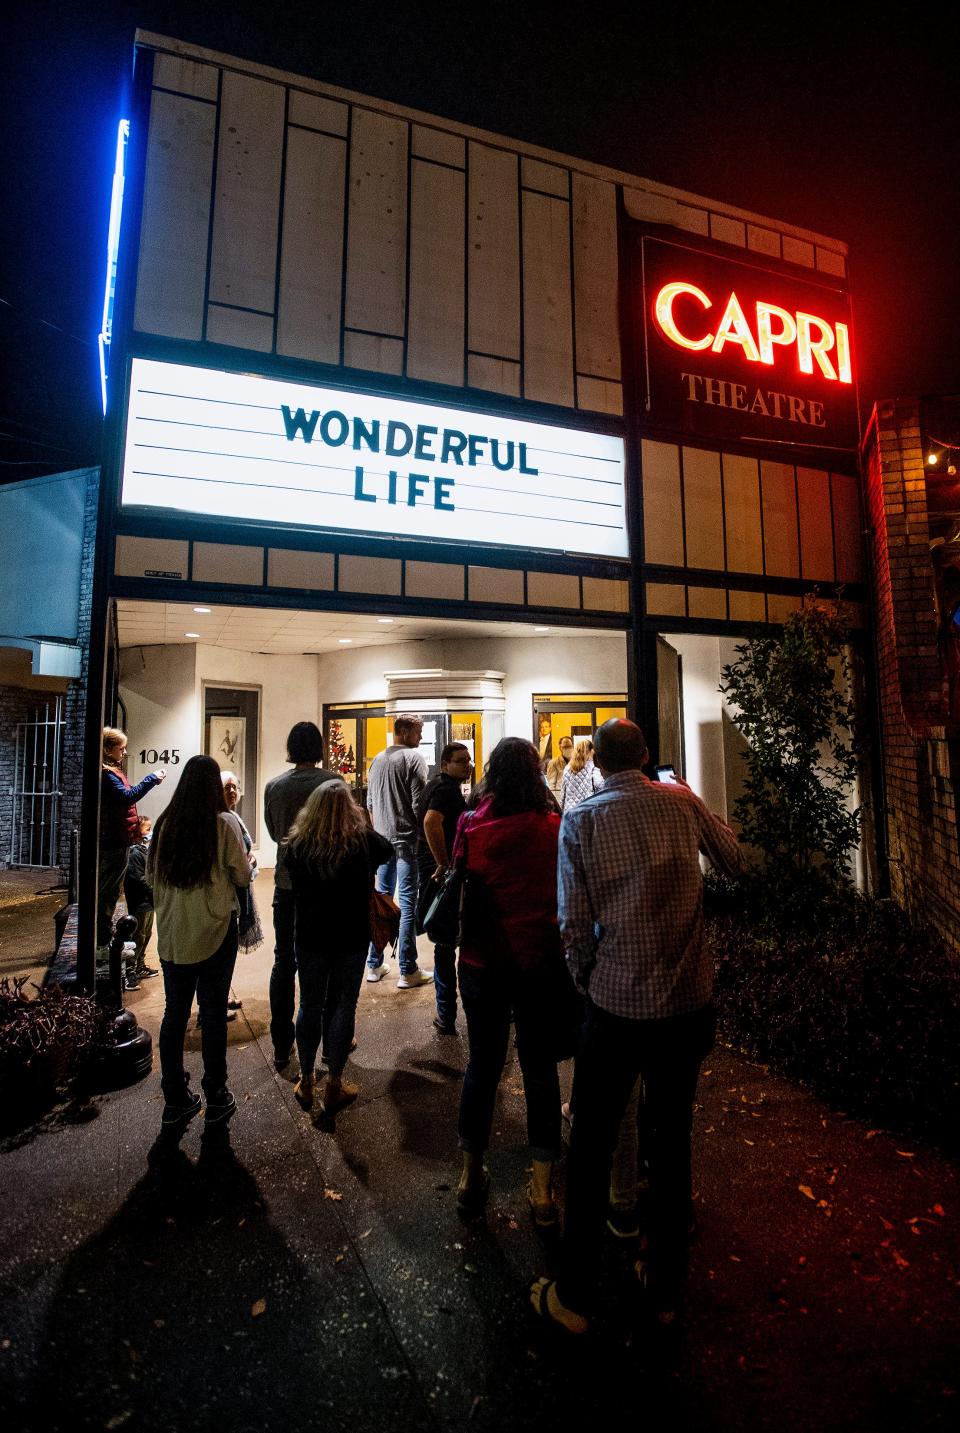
[119,359,628,559]
[638,237,858,451]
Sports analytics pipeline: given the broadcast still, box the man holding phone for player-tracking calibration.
[531,717,742,1334]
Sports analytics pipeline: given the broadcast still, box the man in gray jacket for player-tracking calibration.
[264,721,341,1069]
[366,714,433,988]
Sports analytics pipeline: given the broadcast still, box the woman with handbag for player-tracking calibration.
[454,737,566,1227]
[284,782,392,1114]
[148,755,253,1129]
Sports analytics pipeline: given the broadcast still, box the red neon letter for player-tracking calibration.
[654,282,714,350]
[755,302,797,366]
[834,322,852,384]
[710,291,761,362]
[796,312,837,381]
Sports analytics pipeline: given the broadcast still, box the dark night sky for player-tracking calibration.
[3,0,959,479]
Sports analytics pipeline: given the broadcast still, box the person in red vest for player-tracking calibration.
[98,727,166,957]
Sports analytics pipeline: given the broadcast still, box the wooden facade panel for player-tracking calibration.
[288,90,348,136]
[277,127,345,364]
[206,304,274,351]
[135,90,215,340]
[467,143,520,360]
[576,377,623,416]
[572,174,620,382]
[682,447,724,570]
[467,354,521,398]
[407,159,465,386]
[267,548,335,591]
[405,560,464,601]
[344,109,408,337]
[343,330,403,375]
[641,440,684,567]
[722,453,763,574]
[521,156,569,197]
[645,583,685,617]
[469,567,524,604]
[152,52,219,100]
[831,472,865,582]
[688,586,728,620]
[209,71,285,314]
[522,191,574,407]
[526,571,581,609]
[728,589,766,622]
[192,542,264,585]
[411,125,465,167]
[797,466,836,580]
[760,461,800,577]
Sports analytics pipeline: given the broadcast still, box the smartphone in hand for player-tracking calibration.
[655,764,677,784]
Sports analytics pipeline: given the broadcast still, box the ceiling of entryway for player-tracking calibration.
[116,600,612,655]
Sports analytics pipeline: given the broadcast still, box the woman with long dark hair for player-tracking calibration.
[148,755,253,1128]
[454,737,566,1224]
[284,781,392,1114]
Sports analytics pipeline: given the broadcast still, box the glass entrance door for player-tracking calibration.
[532,693,628,762]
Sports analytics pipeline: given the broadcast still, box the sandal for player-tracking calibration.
[528,1277,589,1335]
[456,1171,490,1217]
[526,1184,560,1230]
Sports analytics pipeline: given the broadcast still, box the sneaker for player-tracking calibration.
[123,973,141,992]
[366,962,389,982]
[204,1088,237,1124]
[161,1086,202,1127]
[397,968,434,989]
[606,1203,641,1240]
[136,964,161,979]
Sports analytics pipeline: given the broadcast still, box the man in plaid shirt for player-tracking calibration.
[531,717,742,1334]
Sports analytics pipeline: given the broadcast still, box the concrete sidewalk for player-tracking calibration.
[0,880,958,1431]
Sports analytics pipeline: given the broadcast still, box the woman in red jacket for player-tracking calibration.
[455,737,565,1225]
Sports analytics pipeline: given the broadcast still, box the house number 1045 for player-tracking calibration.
[139,748,181,764]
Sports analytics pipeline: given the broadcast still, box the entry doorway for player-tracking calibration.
[532,693,628,762]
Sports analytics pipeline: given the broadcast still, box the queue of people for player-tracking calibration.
[97,711,742,1335]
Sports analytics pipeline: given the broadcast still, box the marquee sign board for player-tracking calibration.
[119,359,628,559]
[639,237,859,451]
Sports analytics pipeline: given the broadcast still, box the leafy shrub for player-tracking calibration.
[0,978,107,1133]
[707,875,960,1148]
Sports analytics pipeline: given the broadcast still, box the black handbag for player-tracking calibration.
[423,864,466,947]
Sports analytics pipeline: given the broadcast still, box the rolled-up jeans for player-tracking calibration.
[367,846,419,976]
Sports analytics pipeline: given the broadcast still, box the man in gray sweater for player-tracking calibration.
[264,721,342,1068]
[366,714,433,988]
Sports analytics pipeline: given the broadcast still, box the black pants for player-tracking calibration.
[159,918,238,1100]
[457,961,562,1162]
[557,998,715,1314]
[269,887,297,1057]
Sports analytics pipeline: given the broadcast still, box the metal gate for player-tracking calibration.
[10,696,64,867]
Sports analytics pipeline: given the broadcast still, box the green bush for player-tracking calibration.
[707,875,960,1149]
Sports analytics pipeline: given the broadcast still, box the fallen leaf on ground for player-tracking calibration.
[865,1130,882,1139]
[104,1414,132,1429]
[323,1189,343,1201]
[933,1204,946,1217]
[879,1216,895,1230]
[743,1139,755,1146]
[891,1249,910,1269]
[251,1298,267,1318]
[334,1254,345,1264]
[798,1185,815,1201]
[895,1150,915,1159]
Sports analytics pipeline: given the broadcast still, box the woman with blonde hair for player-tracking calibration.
[284,781,392,1113]
[559,738,603,812]
[98,726,166,958]
[544,735,574,804]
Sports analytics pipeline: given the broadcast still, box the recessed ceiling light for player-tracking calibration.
[338,638,353,644]
[534,626,551,632]
[184,631,200,638]
[193,606,212,613]
[377,618,395,624]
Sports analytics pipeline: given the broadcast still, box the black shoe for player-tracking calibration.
[606,1203,641,1240]
[123,973,141,992]
[136,964,161,979]
[273,1048,293,1072]
[162,1087,202,1127]
[204,1088,237,1124]
[433,1016,457,1036]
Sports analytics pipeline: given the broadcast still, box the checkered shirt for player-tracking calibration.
[558,770,743,1020]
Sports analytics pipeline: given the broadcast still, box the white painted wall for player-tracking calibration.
[664,634,733,819]
[119,642,198,821]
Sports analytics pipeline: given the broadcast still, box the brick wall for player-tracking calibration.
[0,469,98,876]
[864,400,960,948]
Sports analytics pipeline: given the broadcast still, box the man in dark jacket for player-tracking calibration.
[263,721,342,1070]
[98,727,166,954]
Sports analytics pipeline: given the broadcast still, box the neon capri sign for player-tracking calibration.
[653,282,853,385]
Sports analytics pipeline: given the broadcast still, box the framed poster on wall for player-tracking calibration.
[209,717,246,776]
[203,685,260,843]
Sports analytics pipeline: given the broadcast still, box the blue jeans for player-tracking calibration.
[159,918,238,1100]
[367,847,419,975]
[457,961,562,1162]
[433,942,457,1026]
[270,887,297,1057]
[295,945,367,1080]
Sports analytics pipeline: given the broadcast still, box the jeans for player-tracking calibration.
[610,1076,647,1210]
[129,903,155,970]
[433,942,457,1026]
[557,999,715,1315]
[159,918,238,1100]
[269,887,297,1057]
[457,961,562,1163]
[97,847,128,948]
[295,945,367,1080]
[367,847,419,975]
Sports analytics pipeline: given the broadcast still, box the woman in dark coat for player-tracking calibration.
[284,781,392,1114]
